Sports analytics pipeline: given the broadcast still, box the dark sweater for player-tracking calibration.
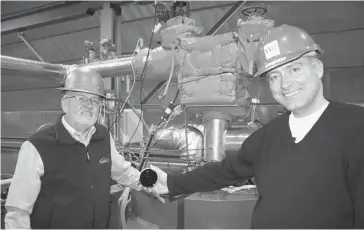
[28,116,112,229]
[167,102,364,229]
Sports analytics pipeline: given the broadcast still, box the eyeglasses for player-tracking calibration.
[65,95,102,107]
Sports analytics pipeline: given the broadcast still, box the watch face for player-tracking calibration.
[139,168,158,187]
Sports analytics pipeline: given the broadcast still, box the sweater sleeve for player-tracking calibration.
[345,123,364,228]
[167,126,265,197]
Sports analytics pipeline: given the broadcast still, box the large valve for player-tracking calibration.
[237,3,275,76]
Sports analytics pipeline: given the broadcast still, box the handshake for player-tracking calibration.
[138,165,170,203]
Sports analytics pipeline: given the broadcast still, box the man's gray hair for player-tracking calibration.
[303,51,320,62]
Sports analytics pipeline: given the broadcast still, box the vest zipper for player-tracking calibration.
[85,147,95,227]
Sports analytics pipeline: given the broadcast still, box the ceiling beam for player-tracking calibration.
[206,0,247,36]
[1,1,152,35]
[1,1,81,22]
[1,2,102,35]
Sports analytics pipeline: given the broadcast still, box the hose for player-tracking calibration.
[161,45,176,99]
[119,187,132,228]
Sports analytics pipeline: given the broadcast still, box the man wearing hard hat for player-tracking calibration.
[4,69,151,229]
[149,25,364,228]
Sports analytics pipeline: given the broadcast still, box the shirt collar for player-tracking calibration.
[54,114,108,144]
[61,115,96,145]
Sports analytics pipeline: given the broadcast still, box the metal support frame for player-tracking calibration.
[206,0,248,36]
[2,2,100,35]
[17,32,45,62]
[99,3,126,143]
[141,81,167,104]
[100,3,119,90]
[1,1,151,35]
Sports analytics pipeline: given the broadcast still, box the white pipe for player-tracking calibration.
[76,56,134,78]
[0,55,135,79]
[1,55,67,76]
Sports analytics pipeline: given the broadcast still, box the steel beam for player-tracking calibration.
[17,32,45,62]
[1,1,80,21]
[1,1,150,35]
[206,0,247,36]
[1,2,101,35]
[100,3,117,141]
[141,81,167,104]
[100,3,118,43]
[99,3,118,91]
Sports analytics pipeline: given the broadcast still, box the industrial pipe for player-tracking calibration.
[203,118,229,161]
[76,56,134,78]
[201,111,233,162]
[1,55,66,76]
[0,55,135,79]
[224,126,260,151]
[152,125,204,159]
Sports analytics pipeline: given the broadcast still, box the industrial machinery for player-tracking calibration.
[1,1,281,229]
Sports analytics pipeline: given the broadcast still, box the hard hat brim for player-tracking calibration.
[254,48,323,78]
[57,87,105,98]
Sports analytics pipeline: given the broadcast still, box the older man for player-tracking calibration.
[5,69,143,229]
[150,24,364,228]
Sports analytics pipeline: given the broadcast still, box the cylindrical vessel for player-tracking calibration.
[203,118,228,161]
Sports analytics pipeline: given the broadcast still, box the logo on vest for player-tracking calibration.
[99,157,110,164]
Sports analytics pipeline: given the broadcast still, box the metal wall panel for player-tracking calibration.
[323,67,364,102]
[312,29,364,69]
[1,110,62,138]
[1,88,63,111]
[264,1,364,34]
[1,69,62,91]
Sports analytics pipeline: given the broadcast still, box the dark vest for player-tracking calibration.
[28,116,111,229]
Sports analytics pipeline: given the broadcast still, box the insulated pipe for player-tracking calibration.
[0,55,67,76]
[203,119,228,161]
[0,55,135,79]
[153,125,204,159]
[202,111,232,162]
[76,56,134,78]
[224,125,260,151]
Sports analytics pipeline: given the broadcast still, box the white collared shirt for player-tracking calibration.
[5,116,141,229]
